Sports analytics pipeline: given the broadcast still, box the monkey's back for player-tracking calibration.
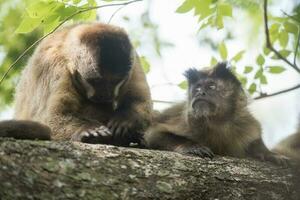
[14,23,152,141]
[14,28,70,122]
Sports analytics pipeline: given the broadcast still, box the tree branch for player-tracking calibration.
[254,83,300,100]
[294,28,300,66]
[263,0,300,73]
[107,4,128,24]
[0,0,143,85]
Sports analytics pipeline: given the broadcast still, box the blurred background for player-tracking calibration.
[0,0,299,147]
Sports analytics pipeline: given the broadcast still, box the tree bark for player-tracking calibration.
[0,138,298,200]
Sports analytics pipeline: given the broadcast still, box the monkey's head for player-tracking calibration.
[68,23,134,105]
[184,62,247,120]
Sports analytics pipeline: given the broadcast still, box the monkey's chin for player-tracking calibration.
[191,99,214,118]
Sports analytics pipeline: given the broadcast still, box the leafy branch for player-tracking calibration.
[0,0,142,85]
[253,0,300,100]
[263,0,300,73]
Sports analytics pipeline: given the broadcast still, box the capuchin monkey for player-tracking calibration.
[144,62,288,165]
[273,122,300,160]
[3,23,152,146]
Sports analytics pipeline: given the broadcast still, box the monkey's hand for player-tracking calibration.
[175,144,214,159]
[72,125,113,144]
[254,152,290,167]
[107,116,144,146]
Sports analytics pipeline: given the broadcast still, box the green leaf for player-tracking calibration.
[219,3,232,17]
[279,49,291,57]
[73,0,81,4]
[216,14,224,29]
[26,1,57,19]
[210,56,218,66]
[260,75,268,84]
[256,54,265,66]
[179,81,188,89]
[140,56,150,74]
[87,0,97,6]
[279,31,289,48]
[269,23,280,34]
[248,83,257,94]
[239,76,247,87]
[263,47,271,55]
[218,42,227,60]
[194,0,212,20]
[254,69,263,79]
[268,66,286,74]
[231,50,245,62]
[43,15,60,34]
[176,0,195,13]
[284,21,298,35]
[73,4,97,21]
[243,66,253,74]
[15,16,42,33]
[271,50,291,59]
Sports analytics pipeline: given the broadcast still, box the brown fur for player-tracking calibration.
[273,124,300,160]
[144,63,288,165]
[0,120,50,140]
[13,23,152,145]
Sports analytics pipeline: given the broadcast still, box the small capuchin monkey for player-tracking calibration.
[144,62,288,165]
[273,122,300,160]
[2,22,152,146]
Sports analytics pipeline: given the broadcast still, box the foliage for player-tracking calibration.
[176,0,300,96]
[0,0,299,109]
[0,0,169,109]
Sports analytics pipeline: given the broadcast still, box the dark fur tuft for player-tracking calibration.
[213,62,240,86]
[184,68,200,84]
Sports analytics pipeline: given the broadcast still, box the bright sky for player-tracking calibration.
[1,0,299,148]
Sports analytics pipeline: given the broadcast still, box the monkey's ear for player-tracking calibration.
[184,68,199,84]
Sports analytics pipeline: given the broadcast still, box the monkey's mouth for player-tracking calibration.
[192,98,211,109]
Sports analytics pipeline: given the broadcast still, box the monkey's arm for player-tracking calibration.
[144,123,214,158]
[108,58,153,145]
[246,138,289,166]
[44,74,112,143]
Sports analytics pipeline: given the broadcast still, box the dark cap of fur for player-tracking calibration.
[184,62,241,86]
[184,68,199,84]
[211,62,241,85]
[80,25,133,75]
[97,31,133,75]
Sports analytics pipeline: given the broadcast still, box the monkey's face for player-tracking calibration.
[69,23,133,106]
[184,63,245,119]
[72,70,129,104]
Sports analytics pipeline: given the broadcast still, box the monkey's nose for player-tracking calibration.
[196,88,206,96]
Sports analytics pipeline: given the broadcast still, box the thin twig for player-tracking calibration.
[107,4,127,24]
[152,100,175,104]
[263,0,300,73]
[254,84,300,100]
[281,10,300,24]
[0,0,142,85]
[294,27,300,67]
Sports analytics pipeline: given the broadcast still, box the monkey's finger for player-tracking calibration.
[107,120,117,129]
[201,147,214,158]
[95,130,108,137]
[81,131,90,138]
[89,130,99,137]
[96,126,112,136]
